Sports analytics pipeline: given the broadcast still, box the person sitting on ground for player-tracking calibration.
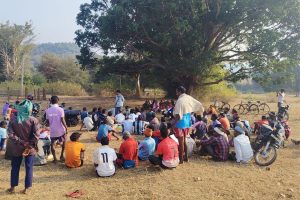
[79,107,89,131]
[223,107,233,121]
[135,107,141,116]
[34,126,51,165]
[152,100,159,112]
[106,111,115,127]
[138,128,155,161]
[116,131,138,169]
[97,109,107,125]
[115,111,125,124]
[97,119,119,142]
[149,124,179,168]
[65,132,85,168]
[219,113,230,135]
[91,107,98,131]
[253,115,269,134]
[0,120,8,151]
[231,109,239,122]
[82,112,94,131]
[150,112,160,131]
[93,137,117,177]
[121,116,134,134]
[211,114,221,128]
[191,115,207,139]
[207,105,217,115]
[233,126,253,163]
[199,126,229,161]
[133,115,149,135]
[128,109,137,122]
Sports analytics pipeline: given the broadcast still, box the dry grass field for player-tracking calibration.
[0,94,299,200]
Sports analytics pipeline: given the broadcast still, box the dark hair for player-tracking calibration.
[98,107,102,111]
[50,96,59,104]
[176,86,186,94]
[102,109,106,114]
[196,115,202,121]
[160,124,169,138]
[83,107,87,111]
[101,118,108,124]
[161,117,166,123]
[108,111,113,116]
[262,116,267,120]
[211,114,218,121]
[0,121,7,127]
[147,124,155,131]
[70,132,81,142]
[130,109,135,114]
[15,100,20,105]
[100,137,109,145]
[137,115,142,121]
[116,90,121,93]
[92,107,97,112]
[219,113,225,117]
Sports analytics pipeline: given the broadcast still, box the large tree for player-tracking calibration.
[0,22,34,81]
[75,0,300,95]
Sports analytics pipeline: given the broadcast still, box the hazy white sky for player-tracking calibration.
[0,0,90,43]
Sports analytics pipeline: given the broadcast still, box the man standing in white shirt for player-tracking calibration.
[93,137,117,177]
[277,89,285,111]
[115,90,125,115]
[233,126,253,164]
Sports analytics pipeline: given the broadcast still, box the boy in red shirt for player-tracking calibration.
[149,124,179,169]
[116,131,138,169]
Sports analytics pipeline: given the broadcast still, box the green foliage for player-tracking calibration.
[37,54,90,86]
[252,59,299,92]
[197,82,237,102]
[32,73,47,85]
[75,0,300,96]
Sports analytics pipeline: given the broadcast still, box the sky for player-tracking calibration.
[0,0,91,44]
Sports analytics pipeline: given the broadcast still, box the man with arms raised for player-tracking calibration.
[46,96,68,163]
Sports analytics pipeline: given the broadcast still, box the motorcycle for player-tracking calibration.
[252,122,285,166]
[32,102,41,118]
[278,105,290,120]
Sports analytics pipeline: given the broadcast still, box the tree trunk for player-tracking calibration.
[135,73,142,98]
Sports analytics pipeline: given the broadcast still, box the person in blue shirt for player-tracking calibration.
[138,128,156,161]
[97,119,119,142]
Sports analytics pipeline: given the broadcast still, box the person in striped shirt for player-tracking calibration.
[133,115,149,135]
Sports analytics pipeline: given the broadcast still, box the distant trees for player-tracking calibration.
[37,54,90,86]
[0,22,34,81]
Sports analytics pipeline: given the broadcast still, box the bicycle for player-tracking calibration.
[213,100,231,113]
[233,101,259,115]
[256,101,270,115]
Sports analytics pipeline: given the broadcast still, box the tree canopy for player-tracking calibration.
[76,0,300,95]
[0,22,34,81]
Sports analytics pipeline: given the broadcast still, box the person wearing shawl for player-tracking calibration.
[173,86,204,163]
[6,99,40,194]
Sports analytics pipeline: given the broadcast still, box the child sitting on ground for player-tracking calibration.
[65,132,85,168]
[97,119,120,142]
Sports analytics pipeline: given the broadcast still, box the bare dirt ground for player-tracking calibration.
[0,94,299,200]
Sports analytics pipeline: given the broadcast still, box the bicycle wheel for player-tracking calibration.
[259,103,270,115]
[233,104,245,114]
[221,103,231,112]
[248,104,259,115]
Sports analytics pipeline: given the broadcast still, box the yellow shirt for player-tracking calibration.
[65,141,85,168]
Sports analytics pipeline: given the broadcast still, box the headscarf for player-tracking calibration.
[234,126,245,135]
[15,100,33,123]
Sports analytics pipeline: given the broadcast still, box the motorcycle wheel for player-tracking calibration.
[254,145,277,166]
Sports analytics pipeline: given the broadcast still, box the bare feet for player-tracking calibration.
[21,188,30,194]
[60,157,65,162]
[6,187,15,194]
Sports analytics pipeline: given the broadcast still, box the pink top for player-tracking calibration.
[46,104,66,138]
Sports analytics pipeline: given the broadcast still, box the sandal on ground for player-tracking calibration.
[66,189,84,198]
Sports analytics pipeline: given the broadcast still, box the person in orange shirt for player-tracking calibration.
[218,113,230,135]
[116,131,138,169]
[65,132,85,168]
[253,116,269,134]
